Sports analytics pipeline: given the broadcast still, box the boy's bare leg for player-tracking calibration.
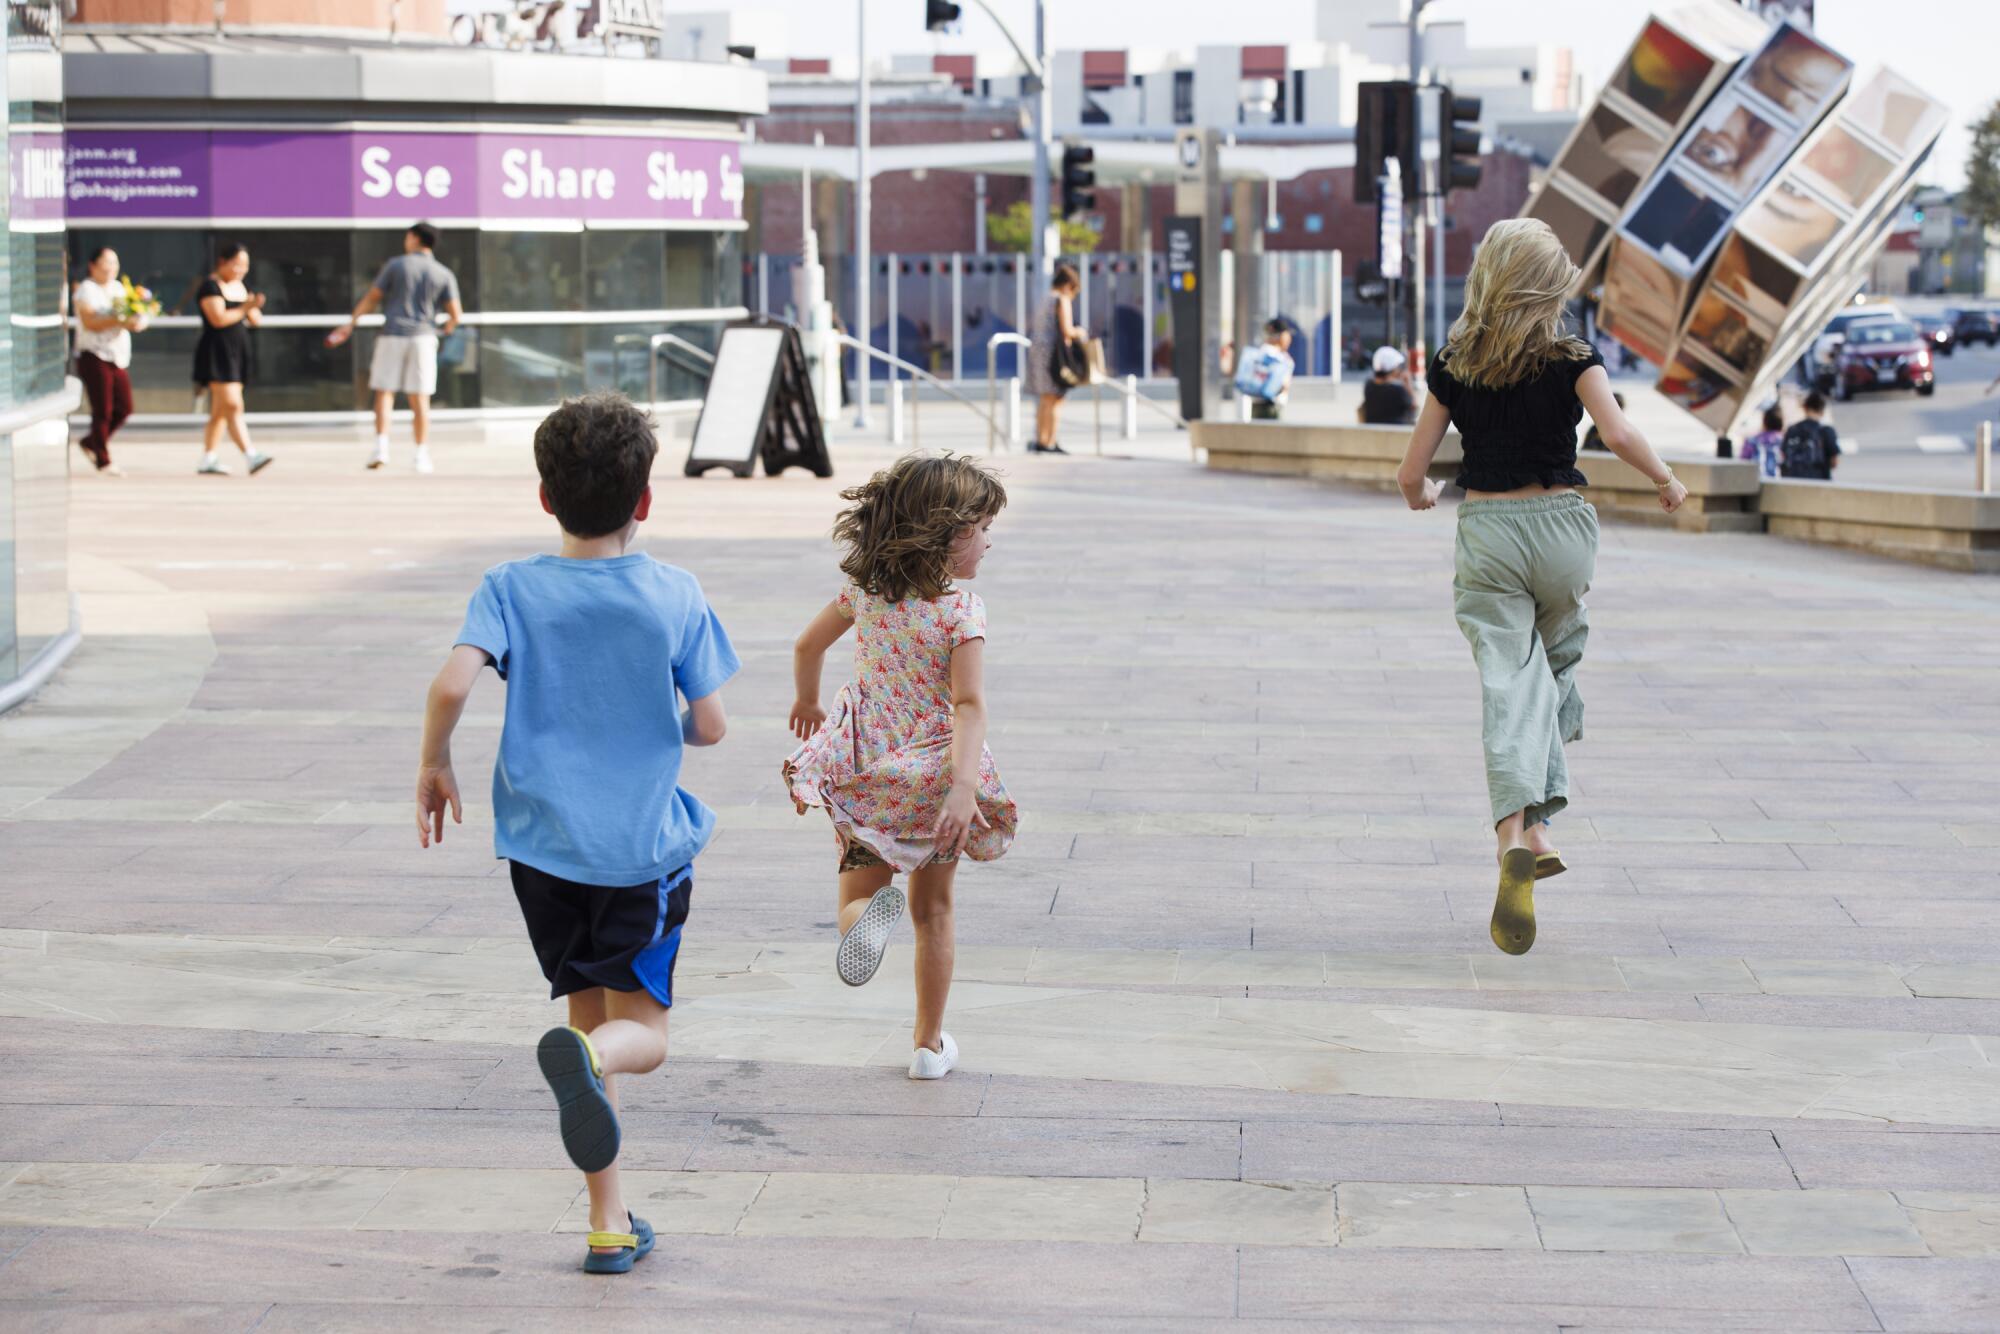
[907,860,958,1052]
[837,864,894,936]
[571,987,670,1251]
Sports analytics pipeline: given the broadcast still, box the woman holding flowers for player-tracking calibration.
[72,247,156,477]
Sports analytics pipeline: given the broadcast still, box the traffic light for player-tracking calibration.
[924,0,960,31]
[1355,81,1419,204]
[1061,144,1096,220]
[1442,87,1483,194]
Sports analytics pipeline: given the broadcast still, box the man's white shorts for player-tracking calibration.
[369,333,439,396]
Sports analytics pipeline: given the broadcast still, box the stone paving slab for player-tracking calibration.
[5,432,2000,1324]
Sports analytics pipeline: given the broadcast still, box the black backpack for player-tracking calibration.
[1780,421,1827,478]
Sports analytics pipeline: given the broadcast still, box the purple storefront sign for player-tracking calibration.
[67,130,744,224]
[11,128,70,224]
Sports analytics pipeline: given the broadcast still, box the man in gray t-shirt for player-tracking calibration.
[333,222,464,474]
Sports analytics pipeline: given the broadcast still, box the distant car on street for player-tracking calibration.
[1810,307,1902,387]
[1947,307,2000,347]
[1912,314,1954,357]
[1830,319,1934,401]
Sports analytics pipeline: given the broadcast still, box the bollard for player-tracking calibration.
[1006,377,1022,449]
[888,379,905,446]
[1236,394,1253,423]
[1121,374,1138,440]
[1980,421,1994,495]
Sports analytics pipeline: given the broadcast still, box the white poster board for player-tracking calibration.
[687,326,786,473]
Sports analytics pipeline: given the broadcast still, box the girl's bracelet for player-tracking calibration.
[1655,471,1679,489]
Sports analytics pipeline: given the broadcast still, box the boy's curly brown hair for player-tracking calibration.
[834,453,1007,603]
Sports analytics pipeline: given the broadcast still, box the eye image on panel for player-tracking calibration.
[1560,104,1664,207]
[1839,69,1939,154]
[1709,234,1802,328]
[1740,176,1844,269]
[1679,92,1788,198]
[1796,123,1898,212]
[1608,21,1716,126]
[1625,172,1732,269]
[1684,291,1770,374]
[1527,181,1613,274]
[1743,25,1848,119]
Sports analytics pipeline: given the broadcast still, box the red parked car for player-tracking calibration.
[1831,320,1935,402]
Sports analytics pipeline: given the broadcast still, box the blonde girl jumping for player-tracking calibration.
[784,454,1018,1079]
[1396,218,1688,955]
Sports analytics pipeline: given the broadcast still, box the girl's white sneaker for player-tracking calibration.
[836,884,904,987]
[908,1032,957,1080]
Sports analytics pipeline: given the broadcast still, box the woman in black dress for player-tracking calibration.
[193,242,272,476]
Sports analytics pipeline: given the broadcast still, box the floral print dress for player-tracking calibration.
[784,583,1017,871]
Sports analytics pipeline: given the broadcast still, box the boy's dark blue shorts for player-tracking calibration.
[509,861,692,1008]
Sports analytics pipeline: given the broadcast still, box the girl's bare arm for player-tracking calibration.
[934,637,989,857]
[1575,366,1687,512]
[1395,396,1452,510]
[789,599,853,738]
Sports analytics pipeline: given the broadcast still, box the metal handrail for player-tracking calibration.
[131,306,749,331]
[646,332,718,406]
[985,332,1030,452]
[834,333,1002,443]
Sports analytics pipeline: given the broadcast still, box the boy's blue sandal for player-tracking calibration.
[537,1026,620,1174]
[583,1213,655,1275]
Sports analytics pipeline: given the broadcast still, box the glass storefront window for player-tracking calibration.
[584,231,665,312]
[350,229,479,316]
[69,229,206,315]
[226,229,352,318]
[478,325,585,406]
[666,230,740,310]
[479,229,584,313]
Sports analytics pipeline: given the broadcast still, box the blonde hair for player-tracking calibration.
[1440,218,1593,391]
[834,453,1008,603]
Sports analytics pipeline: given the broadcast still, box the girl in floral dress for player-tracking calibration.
[785,454,1017,1080]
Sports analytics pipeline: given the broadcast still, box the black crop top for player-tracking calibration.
[1427,345,1604,492]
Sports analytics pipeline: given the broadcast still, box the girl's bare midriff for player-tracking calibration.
[1462,482,1576,501]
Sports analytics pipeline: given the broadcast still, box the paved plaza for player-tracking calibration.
[4,420,2000,1330]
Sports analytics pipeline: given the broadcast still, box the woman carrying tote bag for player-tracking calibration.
[1025,263,1086,455]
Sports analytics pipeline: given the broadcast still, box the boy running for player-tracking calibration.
[415,391,737,1273]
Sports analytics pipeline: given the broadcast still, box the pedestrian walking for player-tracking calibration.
[1025,263,1085,454]
[1395,218,1687,956]
[1358,345,1416,425]
[784,454,1018,1080]
[1779,392,1841,480]
[415,391,738,1275]
[72,247,146,476]
[1236,319,1296,420]
[1740,406,1786,478]
[331,221,463,475]
[192,242,272,477]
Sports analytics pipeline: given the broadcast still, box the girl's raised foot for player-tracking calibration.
[836,883,904,987]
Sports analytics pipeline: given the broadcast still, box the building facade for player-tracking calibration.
[63,27,765,419]
[1,0,76,709]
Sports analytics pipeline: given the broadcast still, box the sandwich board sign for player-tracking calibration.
[684,319,834,478]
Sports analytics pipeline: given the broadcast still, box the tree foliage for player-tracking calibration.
[1967,99,2000,235]
[985,201,1101,254]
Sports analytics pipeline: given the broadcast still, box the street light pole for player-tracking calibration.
[1407,0,1428,357]
[854,0,871,428]
[961,0,1050,280]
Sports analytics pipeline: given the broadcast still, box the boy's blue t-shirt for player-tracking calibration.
[455,553,739,887]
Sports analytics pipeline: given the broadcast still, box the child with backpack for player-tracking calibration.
[1741,406,1786,479]
[1780,393,1841,480]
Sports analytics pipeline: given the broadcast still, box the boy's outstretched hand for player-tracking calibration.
[788,700,828,740]
[416,763,462,847]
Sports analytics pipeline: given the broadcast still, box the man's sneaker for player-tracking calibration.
[246,451,274,475]
[413,446,435,475]
[835,883,904,987]
[196,456,229,476]
[366,440,389,470]
[908,1032,958,1080]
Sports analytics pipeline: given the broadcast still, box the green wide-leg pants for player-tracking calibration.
[1452,493,1599,828]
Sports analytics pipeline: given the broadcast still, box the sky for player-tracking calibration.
[731,0,1995,189]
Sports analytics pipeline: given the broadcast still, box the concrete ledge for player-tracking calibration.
[1198,421,1461,491]
[1758,481,2000,574]
[1573,453,1765,533]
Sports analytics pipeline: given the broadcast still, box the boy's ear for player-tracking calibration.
[632,485,653,523]
[538,484,555,518]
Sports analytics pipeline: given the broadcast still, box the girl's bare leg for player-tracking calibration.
[203,402,225,453]
[907,860,957,1052]
[838,863,895,937]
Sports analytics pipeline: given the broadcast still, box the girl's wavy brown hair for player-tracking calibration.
[834,453,1007,603]
[1440,217,1594,391]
